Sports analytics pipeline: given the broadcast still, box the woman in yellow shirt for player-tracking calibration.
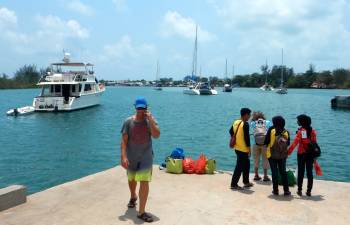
[264,116,291,196]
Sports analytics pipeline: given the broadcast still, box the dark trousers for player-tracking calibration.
[269,158,289,193]
[231,150,250,186]
[297,154,314,192]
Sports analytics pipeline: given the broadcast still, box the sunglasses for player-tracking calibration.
[136,107,147,110]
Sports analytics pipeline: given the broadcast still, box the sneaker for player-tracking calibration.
[253,176,262,181]
[230,185,243,190]
[263,176,271,182]
[297,190,302,196]
[243,182,254,188]
[284,191,291,196]
[306,191,312,197]
[272,190,279,196]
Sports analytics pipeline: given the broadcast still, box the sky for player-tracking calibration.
[1,0,350,80]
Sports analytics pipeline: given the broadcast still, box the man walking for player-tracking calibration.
[120,96,160,223]
[230,108,254,190]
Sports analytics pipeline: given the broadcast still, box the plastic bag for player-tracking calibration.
[182,158,195,174]
[195,154,207,174]
[170,148,185,159]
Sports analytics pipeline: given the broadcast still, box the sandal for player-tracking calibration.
[127,197,137,208]
[137,212,154,223]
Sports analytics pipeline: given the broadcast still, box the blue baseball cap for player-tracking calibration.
[134,96,147,109]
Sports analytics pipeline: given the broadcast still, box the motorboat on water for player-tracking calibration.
[33,53,105,111]
[6,106,35,116]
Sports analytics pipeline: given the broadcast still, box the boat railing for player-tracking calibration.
[39,72,95,83]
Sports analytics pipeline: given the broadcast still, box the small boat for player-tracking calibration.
[260,83,274,91]
[198,82,218,95]
[183,83,200,95]
[331,95,350,109]
[7,106,35,116]
[153,60,162,91]
[223,59,232,92]
[223,84,232,92]
[276,49,287,95]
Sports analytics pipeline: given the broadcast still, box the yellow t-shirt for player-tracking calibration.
[232,120,250,153]
[266,128,289,159]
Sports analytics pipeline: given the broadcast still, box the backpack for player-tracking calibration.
[254,119,267,145]
[305,131,321,159]
[182,157,195,174]
[195,154,207,174]
[270,131,288,159]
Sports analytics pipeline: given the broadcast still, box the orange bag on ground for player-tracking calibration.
[195,155,207,174]
[314,160,323,176]
[182,158,195,174]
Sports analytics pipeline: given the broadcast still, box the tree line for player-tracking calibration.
[2,64,350,89]
[0,65,47,89]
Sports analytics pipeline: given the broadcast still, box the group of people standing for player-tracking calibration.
[119,97,319,223]
[230,108,317,197]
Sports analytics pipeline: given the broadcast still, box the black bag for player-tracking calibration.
[306,140,321,158]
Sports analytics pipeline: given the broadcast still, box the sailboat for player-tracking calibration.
[183,26,217,95]
[153,60,162,91]
[223,58,232,92]
[260,60,274,91]
[276,49,287,94]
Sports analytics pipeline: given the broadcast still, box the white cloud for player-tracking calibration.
[0,7,17,28]
[112,0,127,12]
[102,35,156,62]
[67,1,94,16]
[36,15,89,39]
[161,11,215,42]
[208,0,350,72]
[0,13,90,55]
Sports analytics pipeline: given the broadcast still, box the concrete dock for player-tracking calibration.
[0,165,349,225]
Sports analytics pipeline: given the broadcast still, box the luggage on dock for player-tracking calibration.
[195,155,207,174]
[170,148,185,160]
[278,169,296,186]
[183,158,195,174]
[166,157,183,174]
[205,159,216,174]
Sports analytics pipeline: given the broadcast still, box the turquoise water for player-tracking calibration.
[1,87,350,194]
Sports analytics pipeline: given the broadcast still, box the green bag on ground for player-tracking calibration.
[166,157,183,174]
[205,159,216,174]
[278,170,296,186]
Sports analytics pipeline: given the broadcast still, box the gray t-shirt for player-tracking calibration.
[121,116,155,171]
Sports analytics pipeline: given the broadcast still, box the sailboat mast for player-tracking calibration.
[225,58,228,79]
[265,59,268,84]
[191,25,198,79]
[281,48,284,86]
[156,60,160,81]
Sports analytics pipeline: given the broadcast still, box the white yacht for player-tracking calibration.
[33,53,105,111]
